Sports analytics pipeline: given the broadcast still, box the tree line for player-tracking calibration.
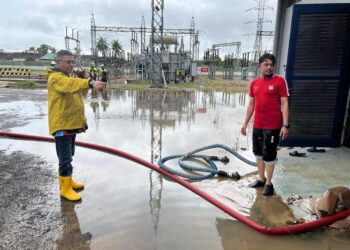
[29,38,122,58]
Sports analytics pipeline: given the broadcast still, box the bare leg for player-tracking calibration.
[265,164,275,185]
[257,159,266,182]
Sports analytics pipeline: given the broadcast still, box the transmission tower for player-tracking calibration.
[207,42,241,80]
[91,14,97,62]
[130,31,139,76]
[246,0,274,64]
[65,27,81,55]
[150,0,165,88]
[190,17,195,61]
[131,31,139,56]
[194,31,200,61]
[141,16,146,54]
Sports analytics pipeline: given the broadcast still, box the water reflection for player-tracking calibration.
[56,200,92,250]
[215,189,295,250]
[250,188,295,227]
[87,89,247,138]
[86,89,249,238]
[2,88,350,249]
[149,170,163,235]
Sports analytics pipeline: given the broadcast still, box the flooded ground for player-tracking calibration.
[0,88,349,249]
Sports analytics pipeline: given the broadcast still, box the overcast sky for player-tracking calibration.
[0,0,277,57]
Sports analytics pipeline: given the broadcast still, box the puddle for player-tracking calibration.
[1,88,349,249]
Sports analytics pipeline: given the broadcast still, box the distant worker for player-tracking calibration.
[87,62,98,80]
[241,67,248,80]
[99,64,108,83]
[241,53,289,196]
[75,66,86,79]
[50,61,56,67]
[47,50,106,201]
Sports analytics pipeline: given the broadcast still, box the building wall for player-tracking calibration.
[276,5,293,76]
[274,0,350,147]
[274,0,350,75]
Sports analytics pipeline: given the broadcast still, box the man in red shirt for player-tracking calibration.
[241,53,289,196]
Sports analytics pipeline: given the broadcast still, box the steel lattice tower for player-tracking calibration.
[150,0,164,87]
[91,13,97,62]
[190,17,195,61]
[194,31,200,61]
[141,16,146,54]
[65,27,81,64]
[247,0,274,63]
[253,0,265,63]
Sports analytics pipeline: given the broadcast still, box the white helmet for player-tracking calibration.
[50,61,56,66]
[100,64,104,67]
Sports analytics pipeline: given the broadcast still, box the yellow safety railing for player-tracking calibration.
[0,67,31,78]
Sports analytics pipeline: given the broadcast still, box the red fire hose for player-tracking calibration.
[1,131,350,235]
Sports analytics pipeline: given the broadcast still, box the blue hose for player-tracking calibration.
[158,144,257,181]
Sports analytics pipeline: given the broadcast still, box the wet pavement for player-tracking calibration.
[0,88,349,249]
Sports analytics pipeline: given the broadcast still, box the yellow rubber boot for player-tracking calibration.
[59,176,81,201]
[58,176,85,190]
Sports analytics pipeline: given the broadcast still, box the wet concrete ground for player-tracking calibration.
[0,88,349,249]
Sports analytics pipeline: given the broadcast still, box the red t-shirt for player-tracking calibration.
[249,74,289,129]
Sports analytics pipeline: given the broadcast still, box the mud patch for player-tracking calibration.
[0,149,60,249]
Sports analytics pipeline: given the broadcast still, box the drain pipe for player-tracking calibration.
[1,131,350,236]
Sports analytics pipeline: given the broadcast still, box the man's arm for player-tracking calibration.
[49,73,105,94]
[280,96,289,138]
[241,97,255,136]
[48,73,89,94]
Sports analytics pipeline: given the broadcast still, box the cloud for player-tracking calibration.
[0,0,277,55]
[20,16,56,33]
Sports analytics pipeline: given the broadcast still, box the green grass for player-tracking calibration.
[8,77,248,93]
[106,79,248,93]
[202,80,234,86]
[16,80,38,89]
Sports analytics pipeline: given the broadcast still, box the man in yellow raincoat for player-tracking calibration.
[47,50,105,201]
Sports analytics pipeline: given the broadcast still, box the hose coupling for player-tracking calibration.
[217,170,240,180]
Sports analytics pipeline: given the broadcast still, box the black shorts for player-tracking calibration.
[252,128,280,164]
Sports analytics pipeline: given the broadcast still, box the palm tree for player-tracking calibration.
[111,39,122,58]
[96,37,109,58]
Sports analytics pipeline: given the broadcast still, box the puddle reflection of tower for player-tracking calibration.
[149,91,166,235]
[239,93,246,107]
[100,89,110,112]
[132,90,196,235]
[89,89,111,129]
[90,89,100,129]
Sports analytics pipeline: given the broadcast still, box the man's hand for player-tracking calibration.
[241,123,248,136]
[92,81,106,91]
[280,127,289,139]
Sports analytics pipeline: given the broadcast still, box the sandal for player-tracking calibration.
[307,147,326,153]
[249,179,266,188]
[289,151,307,157]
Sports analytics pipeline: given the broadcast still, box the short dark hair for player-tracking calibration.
[259,53,276,65]
[56,50,73,60]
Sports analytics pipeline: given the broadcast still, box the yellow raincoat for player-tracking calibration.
[47,68,89,135]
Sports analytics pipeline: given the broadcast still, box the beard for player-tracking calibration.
[263,71,273,78]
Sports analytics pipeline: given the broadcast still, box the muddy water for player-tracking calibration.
[0,88,349,250]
